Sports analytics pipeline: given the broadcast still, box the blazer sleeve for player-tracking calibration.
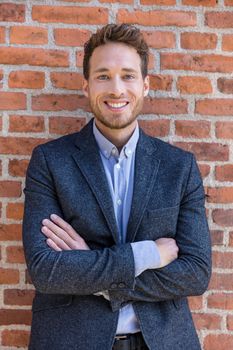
[109,154,212,310]
[22,145,136,295]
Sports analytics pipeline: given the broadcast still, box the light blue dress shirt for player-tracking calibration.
[93,121,160,335]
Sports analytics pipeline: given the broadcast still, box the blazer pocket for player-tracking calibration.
[146,205,180,218]
[32,292,73,312]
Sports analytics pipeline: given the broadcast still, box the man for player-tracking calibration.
[23,24,211,350]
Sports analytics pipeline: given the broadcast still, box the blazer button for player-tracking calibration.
[118,282,125,288]
[110,283,118,289]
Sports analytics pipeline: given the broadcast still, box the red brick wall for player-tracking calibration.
[0,1,233,349]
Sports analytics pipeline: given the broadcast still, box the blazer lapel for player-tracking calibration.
[72,120,119,244]
[126,130,160,242]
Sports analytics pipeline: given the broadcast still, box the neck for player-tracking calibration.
[94,120,137,150]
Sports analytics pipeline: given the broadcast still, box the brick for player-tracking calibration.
[0,4,25,22]
[175,120,210,138]
[100,0,133,3]
[2,330,30,348]
[4,289,35,306]
[192,313,221,330]
[142,97,188,115]
[0,137,47,155]
[207,187,233,203]
[49,116,86,135]
[9,159,29,177]
[177,76,212,94]
[227,316,233,330]
[8,71,45,89]
[212,209,233,226]
[0,224,22,241]
[225,0,233,4]
[149,75,173,91]
[217,78,233,94]
[230,232,233,247]
[54,28,91,47]
[204,335,233,350]
[216,165,233,182]
[10,26,48,45]
[6,202,24,220]
[76,51,84,67]
[6,246,25,264]
[198,164,210,179]
[0,268,19,284]
[0,27,5,43]
[0,181,21,197]
[183,0,217,5]
[32,6,108,24]
[9,115,45,133]
[222,35,233,51]
[196,99,233,116]
[0,92,26,110]
[32,94,90,112]
[161,53,233,73]
[141,0,175,5]
[210,230,224,246]
[181,32,217,50]
[209,273,233,290]
[188,296,203,311]
[208,293,233,310]
[175,142,229,161]
[212,251,233,269]
[143,31,175,49]
[117,10,196,27]
[51,72,83,90]
[138,120,170,137]
[216,122,233,139]
[0,309,31,325]
[0,47,69,67]
[25,269,33,285]
[205,12,233,28]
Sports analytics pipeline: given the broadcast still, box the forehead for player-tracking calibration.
[89,42,141,73]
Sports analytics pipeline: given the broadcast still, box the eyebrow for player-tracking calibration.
[93,68,138,74]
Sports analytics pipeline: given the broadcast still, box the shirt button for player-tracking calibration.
[118,282,126,288]
[112,148,117,155]
[117,199,122,206]
[116,164,121,169]
[110,283,117,289]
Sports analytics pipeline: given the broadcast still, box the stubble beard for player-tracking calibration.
[90,96,144,130]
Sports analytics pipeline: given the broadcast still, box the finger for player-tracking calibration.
[50,214,82,240]
[46,238,62,252]
[41,226,71,250]
[42,219,77,248]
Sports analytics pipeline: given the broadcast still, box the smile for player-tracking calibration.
[105,101,129,109]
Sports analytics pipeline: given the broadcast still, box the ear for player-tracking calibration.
[82,79,89,98]
[143,75,150,97]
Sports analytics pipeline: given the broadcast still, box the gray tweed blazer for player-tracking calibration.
[23,118,211,350]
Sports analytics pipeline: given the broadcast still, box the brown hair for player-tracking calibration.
[83,24,149,80]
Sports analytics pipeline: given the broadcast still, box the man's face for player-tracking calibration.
[83,42,149,131]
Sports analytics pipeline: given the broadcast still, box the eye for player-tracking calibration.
[97,75,109,80]
[123,74,135,80]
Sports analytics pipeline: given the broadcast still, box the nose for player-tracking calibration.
[108,76,125,97]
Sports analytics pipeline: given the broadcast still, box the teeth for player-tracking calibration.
[107,102,128,108]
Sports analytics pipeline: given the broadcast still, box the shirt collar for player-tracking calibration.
[93,120,139,160]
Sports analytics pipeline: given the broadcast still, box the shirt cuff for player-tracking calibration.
[130,240,161,277]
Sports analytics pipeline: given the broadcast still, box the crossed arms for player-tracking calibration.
[23,145,211,306]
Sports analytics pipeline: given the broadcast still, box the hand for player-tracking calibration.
[155,238,179,268]
[41,214,90,251]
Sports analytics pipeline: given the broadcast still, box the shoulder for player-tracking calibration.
[140,130,194,163]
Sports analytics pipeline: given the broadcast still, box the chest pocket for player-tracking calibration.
[138,205,180,240]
